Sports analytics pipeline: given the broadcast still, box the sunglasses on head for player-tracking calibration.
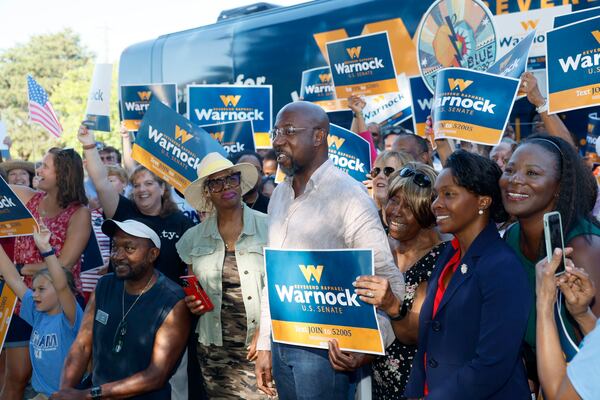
[205,172,241,193]
[370,166,395,178]
[399,167,431,188]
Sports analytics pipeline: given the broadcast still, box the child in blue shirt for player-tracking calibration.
[0,227,83,397]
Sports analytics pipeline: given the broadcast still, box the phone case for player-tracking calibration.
[180,275,214,312]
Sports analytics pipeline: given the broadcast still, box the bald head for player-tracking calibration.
[278,101,329,133]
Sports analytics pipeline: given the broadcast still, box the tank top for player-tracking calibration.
[92,272,184,399]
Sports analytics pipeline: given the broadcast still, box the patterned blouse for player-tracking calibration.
[372,242,447,399]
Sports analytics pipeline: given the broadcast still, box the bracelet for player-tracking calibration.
[15,263,24,275]
[82,143,97,150]
[90,385,102,400]
[40,248,55,258]
[353,112,363,119]
[536,99,549,114]
[390,301,410,321]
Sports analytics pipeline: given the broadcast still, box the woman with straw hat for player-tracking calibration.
[176,152,269,399]
[0,160,35,187]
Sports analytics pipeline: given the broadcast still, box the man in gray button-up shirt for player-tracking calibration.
[255,101,405,399]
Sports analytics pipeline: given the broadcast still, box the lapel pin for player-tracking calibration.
[460,264,468,274]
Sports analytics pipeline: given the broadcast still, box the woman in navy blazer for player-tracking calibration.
[404,151,531,400]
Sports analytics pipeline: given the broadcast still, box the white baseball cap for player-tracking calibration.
[101,219,161,249]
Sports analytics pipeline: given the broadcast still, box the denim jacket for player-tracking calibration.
[175,205,268,346]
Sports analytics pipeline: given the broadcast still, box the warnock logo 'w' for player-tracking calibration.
[175,125,193,144]
[327,135,345,150]
[520,19,539,31]
[210,131,224,142]
[448,78,473,92]
[346,46,362,59]
[219,95,241,107]
[592,30,600,44]
[137,91,152,101]
[299,265,324,284]
[319,73,332,83]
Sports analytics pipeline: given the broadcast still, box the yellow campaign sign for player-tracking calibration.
[0,281,17,352]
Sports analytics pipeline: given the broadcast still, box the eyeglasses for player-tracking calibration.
[205,172,241,193]
[269,126,321,141]
[399,167,432,188]
[370,167,395,178]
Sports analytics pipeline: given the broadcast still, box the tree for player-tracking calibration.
[0,29,120,160]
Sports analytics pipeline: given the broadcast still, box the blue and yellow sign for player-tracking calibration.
[326,32,399,98]
[0,281,17,350]
[132,98,227,193]
[409,76,434,137]
[187,85,272,149]
[300,66,347,111]
[200,120,256,156]
[120,83,177,131]
[265,248,384,355]
[554,6,600,29]
[546,16,600,114]
[488,30,535,79]
[0,177,38,237]
[433,68,519,146]
[328,124,371,182]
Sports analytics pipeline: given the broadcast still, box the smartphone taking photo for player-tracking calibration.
[543,211,567,276]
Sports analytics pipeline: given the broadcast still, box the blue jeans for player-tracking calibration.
[272,342,356,400]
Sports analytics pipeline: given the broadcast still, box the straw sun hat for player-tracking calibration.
[0,160,35,175]
[184,152,258,212]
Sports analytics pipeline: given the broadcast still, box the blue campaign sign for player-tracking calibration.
[0,177,38,237]
[546,16,600,114]
[328,124,371,182]
[433,68,519,146]
[120,83,177,131]
[199,120,256,156]
[326,32,398,98]
[300,66,346,111]
[265,248,383,354]
[409,76,433,137]
[132,98,227,193]
[81,228,104,272]
[554,6,600,28]
[488,30,536,79]
[187,85,272,149]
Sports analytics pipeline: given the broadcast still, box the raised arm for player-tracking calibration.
[33,228,77,325]
[520,72,576,148]
[0,243,27,299]
[60,291,96,389]
[78,123,120,218]
[349,95,368,134]
[120,121,137,175]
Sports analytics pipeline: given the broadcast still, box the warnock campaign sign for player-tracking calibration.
[328,124,371,182]
[409,76,434,137]
[187,85,272,149]
[0,281,17,350]
[546,16,600,114]
[586,112,600,164]
[265,248,384,355]
[554,6,600,29]
[199,120,256,156]
[326,32,399,98]
[120,84,177,131]
[300,66,347,112]
[487,30,536,79]
[85,63,112,132]
[494,6,571,71]
[362,74,412,125]
[433,68,519,146]
[132,98,227,193]
[0,177,38,237]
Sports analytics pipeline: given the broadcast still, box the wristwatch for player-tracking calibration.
[90,386,102,400]
[536,98,549,114]
[39,248,55,258]
[390,301,409,321]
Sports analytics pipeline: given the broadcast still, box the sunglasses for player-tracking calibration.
[399,167,432,188]
[205,172,241,193]
[370,166,395,178]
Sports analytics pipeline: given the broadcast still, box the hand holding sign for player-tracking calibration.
[353,275,401,317]
[77,122,97,148]
[519,72,546,109]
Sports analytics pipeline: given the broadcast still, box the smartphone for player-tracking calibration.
[180,275,214,312]
[543,211,567,276]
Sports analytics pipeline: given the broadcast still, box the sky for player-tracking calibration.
[0,0,308,62]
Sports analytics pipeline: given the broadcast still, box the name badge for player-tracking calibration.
[95,309,109,325]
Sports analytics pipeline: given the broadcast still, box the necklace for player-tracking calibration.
[112,273,155,353]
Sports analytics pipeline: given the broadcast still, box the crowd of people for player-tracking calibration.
[0,70,596,400]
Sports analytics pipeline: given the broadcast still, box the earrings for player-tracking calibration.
[478,209,484,215]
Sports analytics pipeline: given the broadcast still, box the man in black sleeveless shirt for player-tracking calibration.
[54,219,190,400]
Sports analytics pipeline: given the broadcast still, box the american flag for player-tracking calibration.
[27,75,63,138]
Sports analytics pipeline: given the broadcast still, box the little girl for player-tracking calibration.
[0,228,83,398]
